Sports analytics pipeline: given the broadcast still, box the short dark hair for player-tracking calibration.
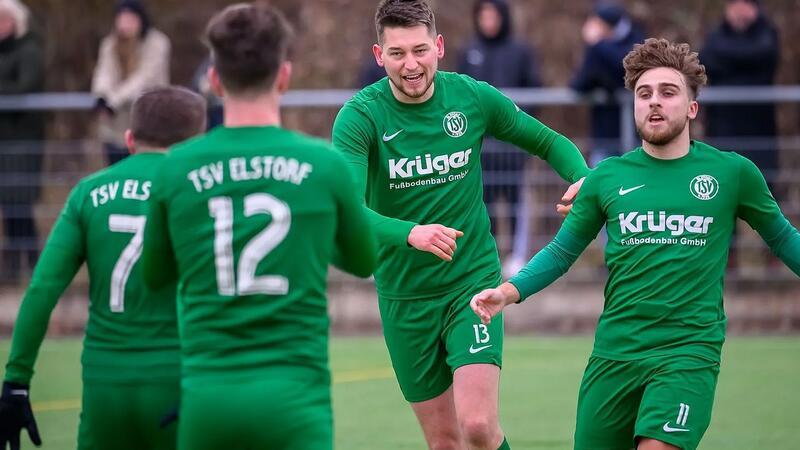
[205,3,293,95]
[130,86,207,148]
[375,0,436,43]
[623,38,708,100]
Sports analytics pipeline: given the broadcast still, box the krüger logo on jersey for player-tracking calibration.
[388,149,472,179]
[618,211,714,247]
[387,149,473,190]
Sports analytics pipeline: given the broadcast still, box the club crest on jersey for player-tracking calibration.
[690,175,719,200]
[443,111,467,138]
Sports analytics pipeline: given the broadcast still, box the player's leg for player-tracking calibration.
[453,364,505,449]
[445,279,506,450]
[573,357,645,450]
[78,381,178,450]
[379,297,464,449]
[410,387,465,450]
[634,355,719,450]
[179,375,332,450]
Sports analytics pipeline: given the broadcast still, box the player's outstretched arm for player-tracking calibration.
[0,381,42,450]
[332,104,419,248]
[332,156,377,278]
[508,227,591,297]
[736,157,800,275]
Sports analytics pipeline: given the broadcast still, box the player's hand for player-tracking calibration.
[556,176,585,217]
[0,382,42,450]
[407,224,464,262]
[470,282,521,325]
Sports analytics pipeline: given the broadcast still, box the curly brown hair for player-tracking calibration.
[623,38,707,99]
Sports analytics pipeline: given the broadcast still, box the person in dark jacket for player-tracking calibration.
[701,0,779,191]
[0,0,44,284]
[457,0,541,277]
[570,3,643,166]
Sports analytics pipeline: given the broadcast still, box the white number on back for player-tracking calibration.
[108,214,146,313]
[208,193,291,296]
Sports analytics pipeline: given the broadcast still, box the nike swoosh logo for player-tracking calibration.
[382,129,403,142]
[619,184,645,196]
[662,422,690,433]
[469,344,493,354]
[10,389,28,397]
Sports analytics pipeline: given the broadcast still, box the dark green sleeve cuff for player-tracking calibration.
[508,227,593,301]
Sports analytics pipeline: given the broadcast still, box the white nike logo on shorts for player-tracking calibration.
[662,422,690,433]
[469,344,492,354]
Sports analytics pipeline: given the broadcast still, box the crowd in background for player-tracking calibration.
[0,0,786,282]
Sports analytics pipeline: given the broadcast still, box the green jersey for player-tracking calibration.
[511,141,800,362]
[141,126,376,381]
[5,153,179,384]
[333,71,588,300]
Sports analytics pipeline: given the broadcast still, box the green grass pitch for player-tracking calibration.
[1,336,798,449]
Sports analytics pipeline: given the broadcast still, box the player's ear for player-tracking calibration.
[372,43,385,67]
[688,98,699,120]
[124,129,136,155]
[276,61,292,94]
[435,34,444,59]
[208,66,224,98]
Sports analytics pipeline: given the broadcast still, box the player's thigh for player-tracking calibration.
[635,356,719,450]
[574,357,645,450]
[78,380,179,450]
[444,283,503,371]
[379,297,452,403]
[452,363,501,425]
[178,376,332,450]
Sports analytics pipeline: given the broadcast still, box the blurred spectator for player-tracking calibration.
[357,56,385,87]
[91,0,169,165]
[0,0,43,284]
[701,0,779,190]
[570,3,643,166]
[458,0,541,277]
[191,56,223,129]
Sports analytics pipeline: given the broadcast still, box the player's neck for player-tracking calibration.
[642,128,691,160]
[223,92,282,128]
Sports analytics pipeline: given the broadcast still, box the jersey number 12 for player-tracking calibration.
[208,193,292,296]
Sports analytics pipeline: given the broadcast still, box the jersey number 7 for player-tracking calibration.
[108,214,146,313]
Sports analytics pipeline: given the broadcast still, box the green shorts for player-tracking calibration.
[178,373,332,450]
[379,275,504,403]
[78,379,180,450]
[574,354,720,450]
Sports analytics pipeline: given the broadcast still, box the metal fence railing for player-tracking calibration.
[1,87,799,288]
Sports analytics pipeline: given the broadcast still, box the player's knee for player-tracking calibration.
[459,416,498,448]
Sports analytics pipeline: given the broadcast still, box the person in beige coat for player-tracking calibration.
[91,0,169,165]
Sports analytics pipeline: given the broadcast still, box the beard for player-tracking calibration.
[388,72,434,100]
[636,115,687,146]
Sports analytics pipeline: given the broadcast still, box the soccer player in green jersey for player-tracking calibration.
[470,38,800,450]
[332,1,589,449]
[140,4,376,450]
[0,86,207,450]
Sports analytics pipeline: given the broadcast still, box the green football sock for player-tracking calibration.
[497,437,510,450]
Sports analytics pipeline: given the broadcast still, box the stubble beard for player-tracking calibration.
[637,115,688,146]
[389,72,434,100]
